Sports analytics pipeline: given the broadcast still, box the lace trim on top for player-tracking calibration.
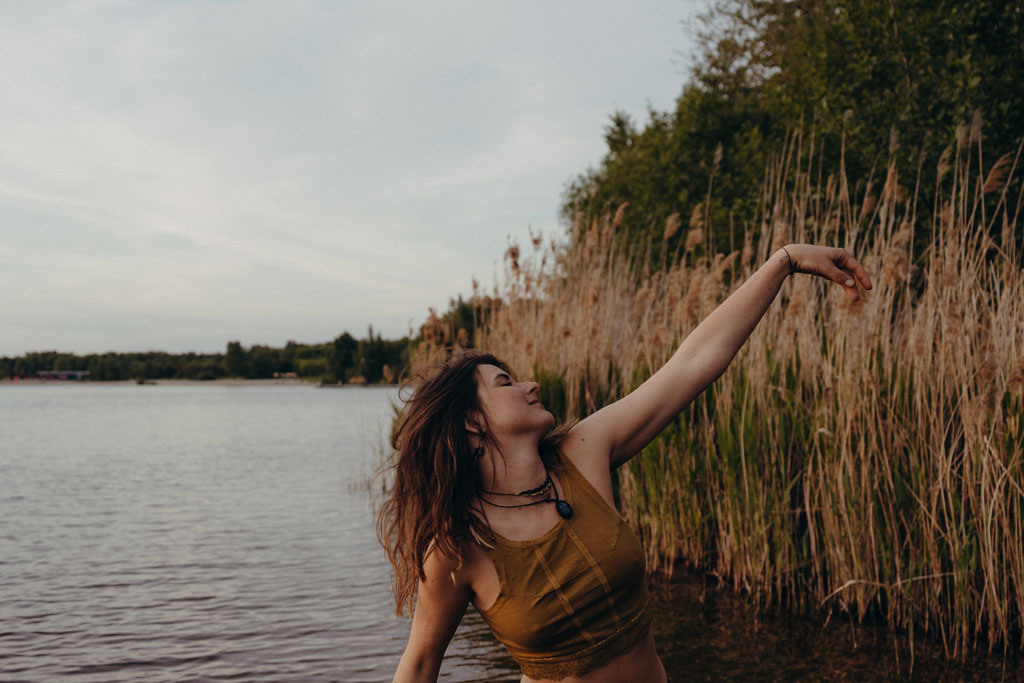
[514,600,652,680]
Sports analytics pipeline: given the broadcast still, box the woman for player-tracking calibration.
[380,244,872,682]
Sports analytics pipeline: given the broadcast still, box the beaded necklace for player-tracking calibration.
[477,470,573,519]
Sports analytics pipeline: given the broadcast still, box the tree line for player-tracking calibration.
[1,325,421,384]
[564,0,1023,260]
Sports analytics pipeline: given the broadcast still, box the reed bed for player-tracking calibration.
[433,126,1024,658]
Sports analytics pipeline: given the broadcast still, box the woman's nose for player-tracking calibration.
[525,382,540,394]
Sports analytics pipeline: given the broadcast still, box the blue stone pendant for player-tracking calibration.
[555,500,573,519]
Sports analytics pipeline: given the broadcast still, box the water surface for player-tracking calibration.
[1,383,1017,681]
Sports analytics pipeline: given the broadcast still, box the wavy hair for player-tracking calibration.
[377,350,569,616]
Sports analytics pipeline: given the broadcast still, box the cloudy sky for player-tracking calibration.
[1,1,704,356]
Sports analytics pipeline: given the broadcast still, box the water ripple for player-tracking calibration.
[5,384,1013,681]
[0,385,482,682]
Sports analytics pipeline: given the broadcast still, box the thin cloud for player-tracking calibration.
[0,1,702,355]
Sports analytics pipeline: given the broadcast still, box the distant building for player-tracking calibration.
[37,370,91,381]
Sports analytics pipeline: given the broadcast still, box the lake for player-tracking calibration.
[0,383,1015,681]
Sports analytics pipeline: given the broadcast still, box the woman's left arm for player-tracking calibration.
[568,244,872,468]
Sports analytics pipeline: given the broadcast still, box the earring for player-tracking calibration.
[474,434,486,458]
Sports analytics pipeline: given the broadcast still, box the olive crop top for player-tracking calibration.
[476,454,651,680]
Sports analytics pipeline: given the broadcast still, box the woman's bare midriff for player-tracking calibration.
[520,630,666,683]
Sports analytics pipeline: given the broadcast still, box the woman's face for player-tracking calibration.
[473,364,554,440]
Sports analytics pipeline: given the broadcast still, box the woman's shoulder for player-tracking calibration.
[423,534,494,586]
[557,426,618,506]
[562,420,619,468]
[561,420,602,457]
[421,539,473,587]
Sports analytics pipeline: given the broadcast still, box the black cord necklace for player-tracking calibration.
[478,470,574,519]
[480,475,553,498]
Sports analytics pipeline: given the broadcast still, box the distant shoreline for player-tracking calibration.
[0,378,396,387]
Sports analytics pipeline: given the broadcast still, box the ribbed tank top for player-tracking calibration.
[477,454,651,680]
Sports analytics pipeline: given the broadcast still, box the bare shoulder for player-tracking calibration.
[560,421,616,504]
[420,539,474,596]
[407,542,473,642]
[423,524,497,597]
[561,421,609,468]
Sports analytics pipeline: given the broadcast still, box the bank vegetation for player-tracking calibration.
[412,0,1024,659]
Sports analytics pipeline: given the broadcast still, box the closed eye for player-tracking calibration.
[493,372,515,387]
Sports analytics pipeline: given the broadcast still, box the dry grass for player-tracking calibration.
[419,127,1024,658]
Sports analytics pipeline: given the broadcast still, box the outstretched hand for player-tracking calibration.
[784,244,873,302]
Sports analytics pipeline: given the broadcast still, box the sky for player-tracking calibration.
[1,1,705,356]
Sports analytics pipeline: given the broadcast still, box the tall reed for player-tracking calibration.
[427,127,1024,658]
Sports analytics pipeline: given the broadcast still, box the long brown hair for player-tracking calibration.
[377,350,568,616]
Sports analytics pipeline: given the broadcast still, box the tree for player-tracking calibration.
[247,345,278,379]
[565,0,1024,258]
[329,332,358,383]
[224,341,247,377]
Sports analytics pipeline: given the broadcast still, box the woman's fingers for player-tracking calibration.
[850,260,873,291]
[787,244,874,302]
[840,270,860,301]
[831,250,872,301]
[830,264,855,288]
[834,249,873,290]
[829,267,860,301]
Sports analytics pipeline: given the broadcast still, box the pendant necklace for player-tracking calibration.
[478,470,573,519]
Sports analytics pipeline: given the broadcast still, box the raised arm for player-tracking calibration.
[393,547,472,683]
[569,244,872,468]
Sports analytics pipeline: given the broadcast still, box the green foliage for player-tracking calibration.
[2,330,413,384]
[296,357,328,378]
[224,341,248,377]
[329,332,358,383]
[0,350,230,381]
[356,326,408,383]
[565,0,1024,257]
[441,296,476,346]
